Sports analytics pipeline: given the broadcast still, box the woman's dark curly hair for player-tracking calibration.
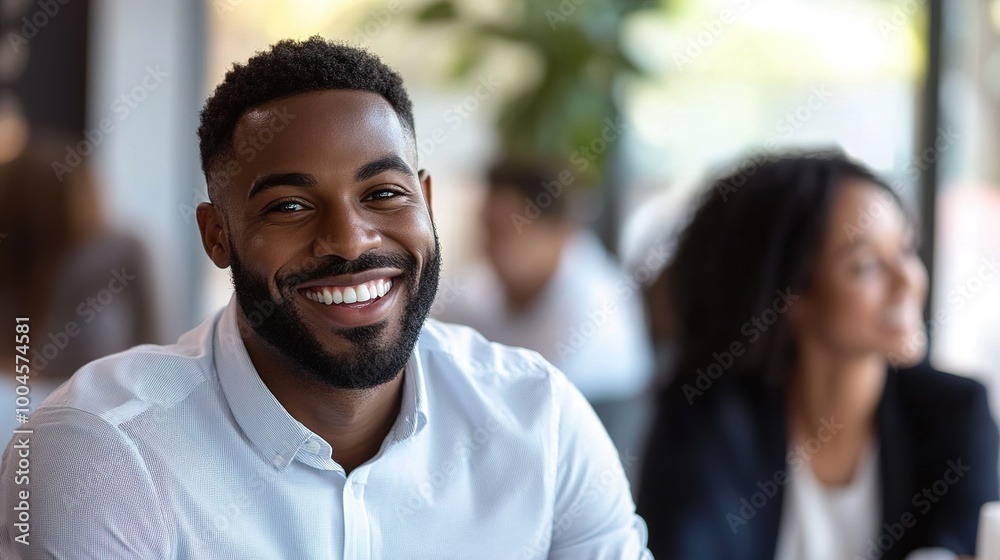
[665,149,912,395]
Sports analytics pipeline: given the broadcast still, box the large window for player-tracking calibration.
[934,0,1000,425]
[618,0,926,260]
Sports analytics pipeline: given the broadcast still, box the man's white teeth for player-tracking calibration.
[304,279,393,306]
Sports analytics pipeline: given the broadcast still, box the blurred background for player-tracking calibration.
[2,0,1000,475]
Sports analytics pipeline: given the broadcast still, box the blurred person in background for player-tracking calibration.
[436,158,655,467]
[0,133,158,438]
[637,151,998,560]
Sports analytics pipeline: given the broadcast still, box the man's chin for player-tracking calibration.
[268,318,405,390]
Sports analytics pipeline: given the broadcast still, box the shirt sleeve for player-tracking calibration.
[547,369,653,559]
[0,406,172,559]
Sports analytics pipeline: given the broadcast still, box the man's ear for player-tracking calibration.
[196,202,231,269]
[418,169,433,221]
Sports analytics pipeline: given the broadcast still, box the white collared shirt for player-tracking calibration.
[0,296,650,559]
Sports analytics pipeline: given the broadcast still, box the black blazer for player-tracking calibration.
[637,362,999,560]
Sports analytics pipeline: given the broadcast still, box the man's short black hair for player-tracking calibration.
[197,36,415,200]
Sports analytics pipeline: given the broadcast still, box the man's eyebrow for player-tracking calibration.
[354,155,414,183]
[247,172,317,201]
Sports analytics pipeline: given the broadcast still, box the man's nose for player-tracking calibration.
[311,205,382,262]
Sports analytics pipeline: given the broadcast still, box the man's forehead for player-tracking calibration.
[232,89,412,157]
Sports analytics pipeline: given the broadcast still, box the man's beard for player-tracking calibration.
[229,231,441,390]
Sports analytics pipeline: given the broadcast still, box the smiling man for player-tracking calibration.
[0,38,650,559]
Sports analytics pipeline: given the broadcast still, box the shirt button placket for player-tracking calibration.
[343,473,371,559]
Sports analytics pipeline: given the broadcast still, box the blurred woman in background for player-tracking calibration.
[0,133,158,437]
[637,151,998,560]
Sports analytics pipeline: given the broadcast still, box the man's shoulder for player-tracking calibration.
[40,310,220,426]
[419,318,560,380]
[416,319,577,411]
[415,319,606,458]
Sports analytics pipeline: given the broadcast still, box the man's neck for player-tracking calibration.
[240,329,405,474]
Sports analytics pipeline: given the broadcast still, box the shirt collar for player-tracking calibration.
[394,336,429,441]
[214,295,429,471]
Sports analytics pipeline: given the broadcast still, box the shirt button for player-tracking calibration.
[305,440,320,452]
[272,455,284,467]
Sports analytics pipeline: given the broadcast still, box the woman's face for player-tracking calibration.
[793,179,928,366]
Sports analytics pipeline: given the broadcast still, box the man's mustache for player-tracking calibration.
[278,251,416,292]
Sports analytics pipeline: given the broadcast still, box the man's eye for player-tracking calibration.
[268,201,307,213]
[369,188,402,201]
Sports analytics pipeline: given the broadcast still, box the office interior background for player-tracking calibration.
[2,0,1000,472]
